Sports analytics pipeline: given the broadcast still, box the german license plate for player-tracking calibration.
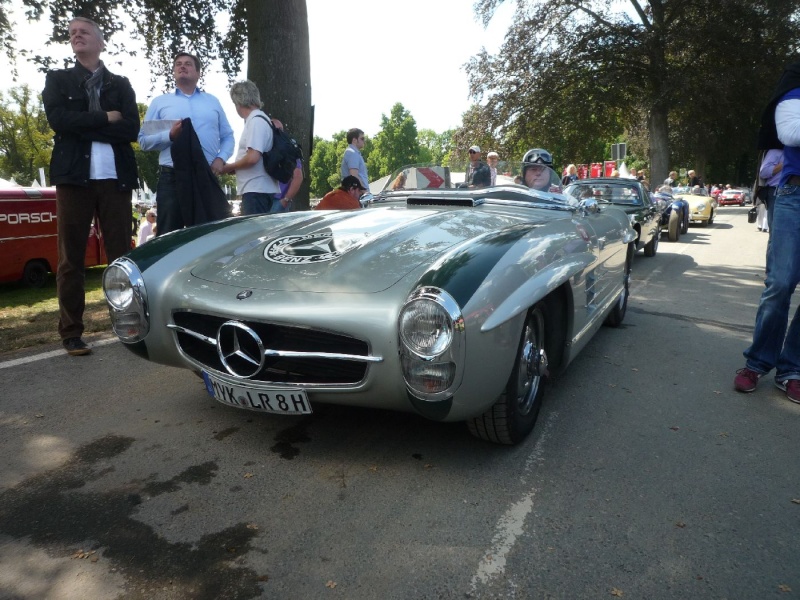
[202,371,312,415]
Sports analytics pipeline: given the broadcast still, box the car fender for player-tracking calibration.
[480,254,591,332]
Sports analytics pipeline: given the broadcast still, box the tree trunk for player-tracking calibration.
[648,103,669,187]
[246,0,312,210]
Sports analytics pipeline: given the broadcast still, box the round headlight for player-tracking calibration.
[103,263,134,310]
[399,299,453,358]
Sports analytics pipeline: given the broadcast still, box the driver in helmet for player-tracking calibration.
[522,148,555,192]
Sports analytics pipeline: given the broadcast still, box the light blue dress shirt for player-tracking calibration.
[138,88,235,167]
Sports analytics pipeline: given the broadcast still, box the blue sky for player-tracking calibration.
[4,0,514,140]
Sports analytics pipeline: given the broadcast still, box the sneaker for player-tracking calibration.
[734,367,762,392]
[63,337,91,356]
[775,379,800,404]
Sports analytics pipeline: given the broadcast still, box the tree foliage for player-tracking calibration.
[366,103,420,181]
[0,85,53,185]
[417,128,453,165]
[467,0,800,184]
[6,0,313,206]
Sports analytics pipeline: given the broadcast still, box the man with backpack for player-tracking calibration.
[220,80,280,215]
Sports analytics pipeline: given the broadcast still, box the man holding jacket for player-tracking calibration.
[42,16,139,356]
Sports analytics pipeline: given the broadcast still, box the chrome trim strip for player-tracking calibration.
[167,324,216,345]
[167,323,383,362]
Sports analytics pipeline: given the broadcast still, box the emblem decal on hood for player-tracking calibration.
[264,232,359,264]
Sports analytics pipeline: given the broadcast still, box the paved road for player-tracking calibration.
[1,206,798,599]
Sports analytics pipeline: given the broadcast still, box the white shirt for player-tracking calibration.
[235,109,279,195]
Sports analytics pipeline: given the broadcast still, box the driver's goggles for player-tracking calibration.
[526,150,552,165]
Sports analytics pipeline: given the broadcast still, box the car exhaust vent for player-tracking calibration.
[407,196,485,207]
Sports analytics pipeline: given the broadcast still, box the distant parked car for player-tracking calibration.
[564,177,661,256]
[718,188,748,206]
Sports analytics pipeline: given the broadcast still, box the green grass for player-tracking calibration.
[0,266,111,354]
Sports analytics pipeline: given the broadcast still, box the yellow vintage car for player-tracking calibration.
[672,186,716,226]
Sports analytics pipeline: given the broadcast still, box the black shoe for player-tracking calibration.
[63,337,91,356]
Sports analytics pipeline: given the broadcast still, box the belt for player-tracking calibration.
[788,175,800,186]
[160,165,174,173]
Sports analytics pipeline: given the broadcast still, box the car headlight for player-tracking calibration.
[696,202,706,211]
[400,298,454,357]
[104,263,135,309]
[102,258,149,342]
[398,287,465,400]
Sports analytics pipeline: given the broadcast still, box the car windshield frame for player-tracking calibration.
[562,179,645,207]
[375,162,577,207]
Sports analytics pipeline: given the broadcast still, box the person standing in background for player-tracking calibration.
[272,158,303,213]
[341,128,369,190]
[487,151,499,186]
[138,52,234,234]
[138,210,156,245]
[734,60,800,404]
[42,16,139,356]
[562,164,578,186]
[219,80,279,215]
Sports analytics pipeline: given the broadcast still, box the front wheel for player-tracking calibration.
[707,210,715,225]
[468,302,550,445]
[643,229,659,257]
[667,210,681,242]
[604,243,633,327]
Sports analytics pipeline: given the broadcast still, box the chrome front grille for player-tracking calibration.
[171,311,374,385]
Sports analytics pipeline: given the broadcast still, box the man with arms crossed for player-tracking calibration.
[42,16,139,356]
[138,52,234,234]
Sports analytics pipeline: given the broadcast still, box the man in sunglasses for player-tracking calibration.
[461,145,491,188]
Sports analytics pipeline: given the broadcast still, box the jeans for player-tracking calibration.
[744,184,800,381]
[241,192,274,215]
[56,181,132,340]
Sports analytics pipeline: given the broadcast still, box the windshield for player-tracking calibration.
[673,186,708,197]
[563,179,645,206]
[380,162,566,197]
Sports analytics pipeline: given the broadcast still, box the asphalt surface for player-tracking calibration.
[1,205,798,599]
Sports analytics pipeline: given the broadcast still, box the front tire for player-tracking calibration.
[643,229,658,257]
[468,302,550,445]
[667,210,681,242]
[604,243,633,327]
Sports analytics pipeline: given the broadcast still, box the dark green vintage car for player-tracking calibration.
[564,178,661,257]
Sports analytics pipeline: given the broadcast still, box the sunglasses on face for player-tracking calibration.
[469,150,478,154]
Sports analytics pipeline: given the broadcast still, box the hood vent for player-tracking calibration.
[407,196,484,207]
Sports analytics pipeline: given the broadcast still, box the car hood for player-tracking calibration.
[189,207,541,293]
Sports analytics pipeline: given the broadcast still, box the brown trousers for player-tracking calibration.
[56,181,132,340]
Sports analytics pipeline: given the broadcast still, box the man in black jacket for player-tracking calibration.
[42,16,139,356]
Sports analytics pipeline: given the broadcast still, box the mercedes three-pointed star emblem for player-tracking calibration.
[216,321,265,378]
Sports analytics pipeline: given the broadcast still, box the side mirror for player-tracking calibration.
[579,198,599,215]
[359,193,374,207]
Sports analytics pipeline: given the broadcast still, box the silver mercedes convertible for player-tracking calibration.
[103,164,636,445]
